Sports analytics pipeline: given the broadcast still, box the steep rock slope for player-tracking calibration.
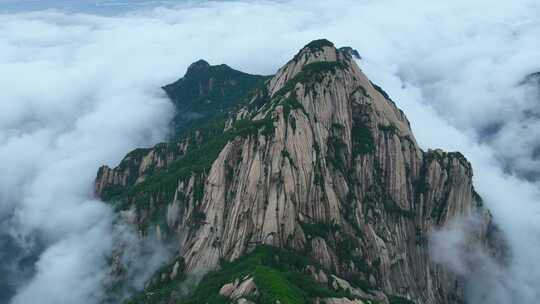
[97,40,491,304]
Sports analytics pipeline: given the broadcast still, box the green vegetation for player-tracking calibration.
[332,123,345,130]
[447,151,472,171]
[343,192,363,236]
[300,222,340,239]
[378,123,399,135]
[473,189,484,207]
[127,246,356,304]
[123,148,152,163]
[301,221,371,276]
[416,180,430,194]
[313,145,325,187]
[100,184,127,202]
[281,150,296,168]
[245,85,271,112]
[107,120,228,204]
[162,60,269,138]
[326,138,346,170]
[281,95,308,119]
[430,199,448,222]
[419,150,475,221]
[352,121,375,156]
[347,273,374,292]
[106,43,431,304]
[335,237,364,269]
[275,61,348,97]
[125,258,187,304]
[382,198,415,219]
[293,39,335,61]
[423,150,471,172]
[304,39,335,52]
[416,153,433,196]
[253,266,306,304]
[99,59,287,236]
[193,176,205,204]
[361,161,416,220]
[327,123,348,172]
[193,210,206,223]
[231,116,276,138]
[105,115,275,212]
[370,81,393,102]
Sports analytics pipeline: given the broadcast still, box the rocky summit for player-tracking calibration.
[96,39,496,304]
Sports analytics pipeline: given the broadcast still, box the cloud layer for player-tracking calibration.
[1,1,539,303]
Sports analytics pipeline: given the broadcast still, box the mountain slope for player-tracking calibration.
[96,39,493,304]
[127,245,389,304]
[162,60,269,138]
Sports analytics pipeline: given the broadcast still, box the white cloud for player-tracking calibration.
[1,1,539,303]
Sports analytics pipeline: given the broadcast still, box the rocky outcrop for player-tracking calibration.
[219,276,258,303]
[316,298,365,304]
[96,39,493,304]
[95,141,190,200]
[339,46,362,60]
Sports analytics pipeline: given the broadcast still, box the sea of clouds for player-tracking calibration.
[0,0,539,303]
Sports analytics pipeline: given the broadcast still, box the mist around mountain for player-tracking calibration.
[0,0,181,14]
[1,1,540,304]
[95,40,497,304]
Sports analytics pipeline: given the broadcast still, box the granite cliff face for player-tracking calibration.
[97,40,492,304]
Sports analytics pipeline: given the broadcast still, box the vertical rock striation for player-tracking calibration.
[96,39,492,303]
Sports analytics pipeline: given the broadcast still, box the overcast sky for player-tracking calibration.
[0,1,539,303]
[0,0,179,14]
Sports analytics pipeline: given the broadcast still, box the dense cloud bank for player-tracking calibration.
[0,8,175,304]
[1,1,539,303]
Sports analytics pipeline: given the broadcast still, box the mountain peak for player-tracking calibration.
[161,59,267,138]
[268,39,354,97]
[302,38,335,52]
[292,38,340,63]
[187,59,210,73]
[97,39,494,304]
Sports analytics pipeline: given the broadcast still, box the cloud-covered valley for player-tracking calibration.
[1,1,539,303]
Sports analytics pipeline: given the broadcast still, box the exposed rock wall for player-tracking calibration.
[96,141,190,199]
[96,40,492,304]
